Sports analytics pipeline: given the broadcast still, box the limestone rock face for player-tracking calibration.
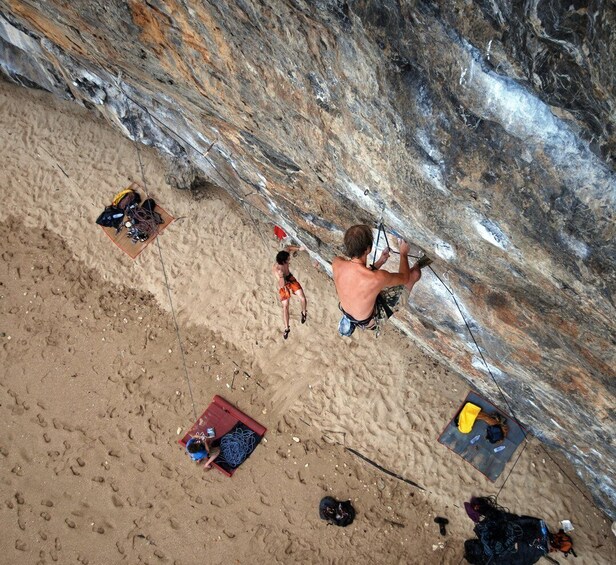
[0,1,614,516]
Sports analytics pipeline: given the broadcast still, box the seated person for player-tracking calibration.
[332,224,423,336]
[185,436,221,470]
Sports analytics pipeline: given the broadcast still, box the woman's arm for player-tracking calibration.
[203,444,221,470]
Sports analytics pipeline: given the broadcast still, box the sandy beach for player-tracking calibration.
[0,79,614,564]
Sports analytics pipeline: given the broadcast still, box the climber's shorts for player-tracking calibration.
[279,274,302,301]
[338,285,407,337]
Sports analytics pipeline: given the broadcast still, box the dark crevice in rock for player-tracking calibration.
[240,131,302,174]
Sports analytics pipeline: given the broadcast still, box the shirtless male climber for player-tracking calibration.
[273,246,308,340]
[333,224,427,337]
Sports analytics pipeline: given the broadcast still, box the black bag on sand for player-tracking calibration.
[319,497,355,527]
[96,205,125,229]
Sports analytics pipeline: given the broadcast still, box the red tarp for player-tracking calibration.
[179,395,267,477]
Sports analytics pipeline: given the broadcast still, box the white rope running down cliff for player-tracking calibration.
[424,262,532,498]
[135,143,198,422]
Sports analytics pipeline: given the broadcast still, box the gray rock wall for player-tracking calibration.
[0,1,614,517]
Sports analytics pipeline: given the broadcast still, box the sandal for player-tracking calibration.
[301,311,307,324]
[283,327,290,340]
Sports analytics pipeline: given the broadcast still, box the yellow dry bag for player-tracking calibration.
[458,402,481,434]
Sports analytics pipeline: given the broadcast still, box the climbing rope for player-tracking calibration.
[374,221,595,508]
[426,264,595,506]
[219,426,257,467]
[135,144,198,422]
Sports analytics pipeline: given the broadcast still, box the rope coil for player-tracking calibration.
[220,427,257,467]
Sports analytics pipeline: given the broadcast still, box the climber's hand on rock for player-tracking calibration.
[398,239,411,255]
[378,247,390,263]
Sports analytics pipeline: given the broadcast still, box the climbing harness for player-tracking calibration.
[338,303,377,337]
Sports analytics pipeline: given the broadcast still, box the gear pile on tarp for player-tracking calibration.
[96,186,164,244]
[438,391,526,481]
[96,183,174,259]
[463,496,575,564]
[179,395,266,477]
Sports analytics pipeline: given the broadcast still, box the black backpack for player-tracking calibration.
[319,497,355,527]
[96,205,125,229]
[96,189,142,230]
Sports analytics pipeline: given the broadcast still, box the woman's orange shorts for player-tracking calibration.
[279,274,302,301]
